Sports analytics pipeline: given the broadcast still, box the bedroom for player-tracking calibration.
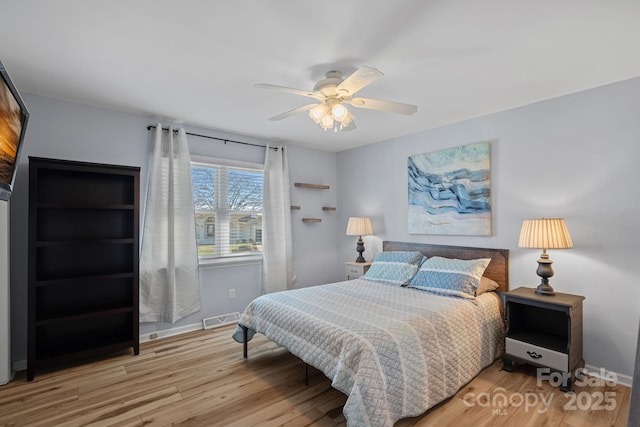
[0,1,639,425]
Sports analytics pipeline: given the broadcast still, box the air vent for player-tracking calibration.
[202,312,241,330]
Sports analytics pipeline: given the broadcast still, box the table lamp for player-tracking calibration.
[518,218,573,296]
[346,217,373,263]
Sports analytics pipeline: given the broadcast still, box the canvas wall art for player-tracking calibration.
[408,142,491,236]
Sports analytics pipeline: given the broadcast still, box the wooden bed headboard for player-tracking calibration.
[382,241,510,292]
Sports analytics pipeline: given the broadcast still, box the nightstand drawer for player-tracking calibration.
[346,266,363,276]
[506,337,568,371]
[344,262,371,280]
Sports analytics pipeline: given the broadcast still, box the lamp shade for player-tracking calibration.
[518,218,573,249]
[346,217,373,236]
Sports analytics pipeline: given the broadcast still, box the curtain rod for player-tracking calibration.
[146,125,279,151]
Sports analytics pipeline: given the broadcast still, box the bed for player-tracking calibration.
[232,241,509,426]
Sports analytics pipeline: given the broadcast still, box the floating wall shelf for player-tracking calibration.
[293,182,333,223]
[302,218,322,223]
[294,183,330,190]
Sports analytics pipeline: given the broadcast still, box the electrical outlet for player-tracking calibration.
[229,288,236,299]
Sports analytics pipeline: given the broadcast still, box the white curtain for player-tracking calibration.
[262,144,297,294]
[139,124,201,323]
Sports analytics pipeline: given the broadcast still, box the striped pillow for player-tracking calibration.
[408,256,491,299]
[362,251,425,285]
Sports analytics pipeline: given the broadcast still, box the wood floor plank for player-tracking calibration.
[225,380,336,426]
[614,385,631,427]
[0,392,80,425]
[20,387,181,427]
[0,325,631,426]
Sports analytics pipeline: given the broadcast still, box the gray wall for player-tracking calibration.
[9,77,640,377]
[336,77,640,377]
[9,94,339,362]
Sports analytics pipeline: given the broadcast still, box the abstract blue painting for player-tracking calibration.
[408,142,491,236]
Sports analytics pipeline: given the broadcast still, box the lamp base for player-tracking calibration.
[535,251,555,296]
[535,283,556,296]
[355,236,366,263]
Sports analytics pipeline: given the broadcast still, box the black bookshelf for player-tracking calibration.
[27,157,140,381]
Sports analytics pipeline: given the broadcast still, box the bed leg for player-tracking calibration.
[305,363,309,386]
[242,325,248,359]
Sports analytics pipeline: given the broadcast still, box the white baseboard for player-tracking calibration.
[584,363,632,388]
[12,359,25,374]
[140,322,204,344]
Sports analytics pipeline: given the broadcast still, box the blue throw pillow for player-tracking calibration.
[362,251,424,285]
[408,256,491,299]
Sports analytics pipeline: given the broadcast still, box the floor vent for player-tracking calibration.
[202,312,241,330]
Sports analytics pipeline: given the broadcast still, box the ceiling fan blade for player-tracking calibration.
[347,97,418,115]
[268,103,317,121]
[255,83,323,100]
[336,66,384,97]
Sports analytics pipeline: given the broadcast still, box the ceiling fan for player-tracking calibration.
[256,66,418,132]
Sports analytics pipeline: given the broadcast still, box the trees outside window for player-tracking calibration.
[192,163,263,258]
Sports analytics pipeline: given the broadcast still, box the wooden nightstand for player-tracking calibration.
[344,261,372,280]
[502,287,585,392]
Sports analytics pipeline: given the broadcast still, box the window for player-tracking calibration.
[192,160,263,259]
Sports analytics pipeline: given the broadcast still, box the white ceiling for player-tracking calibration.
[2,0,639,152]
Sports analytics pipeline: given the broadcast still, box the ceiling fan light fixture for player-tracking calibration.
[331,103,348,121]
[258,66,417,132]
[320,114,334,130]
[340,112,354,128]
[309,104,329,123]
[310,101,352,131]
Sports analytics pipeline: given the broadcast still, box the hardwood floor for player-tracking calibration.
[0,325,631,426]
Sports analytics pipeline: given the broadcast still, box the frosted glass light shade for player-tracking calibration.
[309,104,328,123]
[320,114,334,130]
[331,103,348,121]
[309,102,352,130]
[340,112,354,128]
[346,217,373,236]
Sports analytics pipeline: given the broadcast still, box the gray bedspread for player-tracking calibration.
[232,278,504,426]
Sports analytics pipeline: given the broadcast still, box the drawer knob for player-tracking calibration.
[526,351,543,359]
